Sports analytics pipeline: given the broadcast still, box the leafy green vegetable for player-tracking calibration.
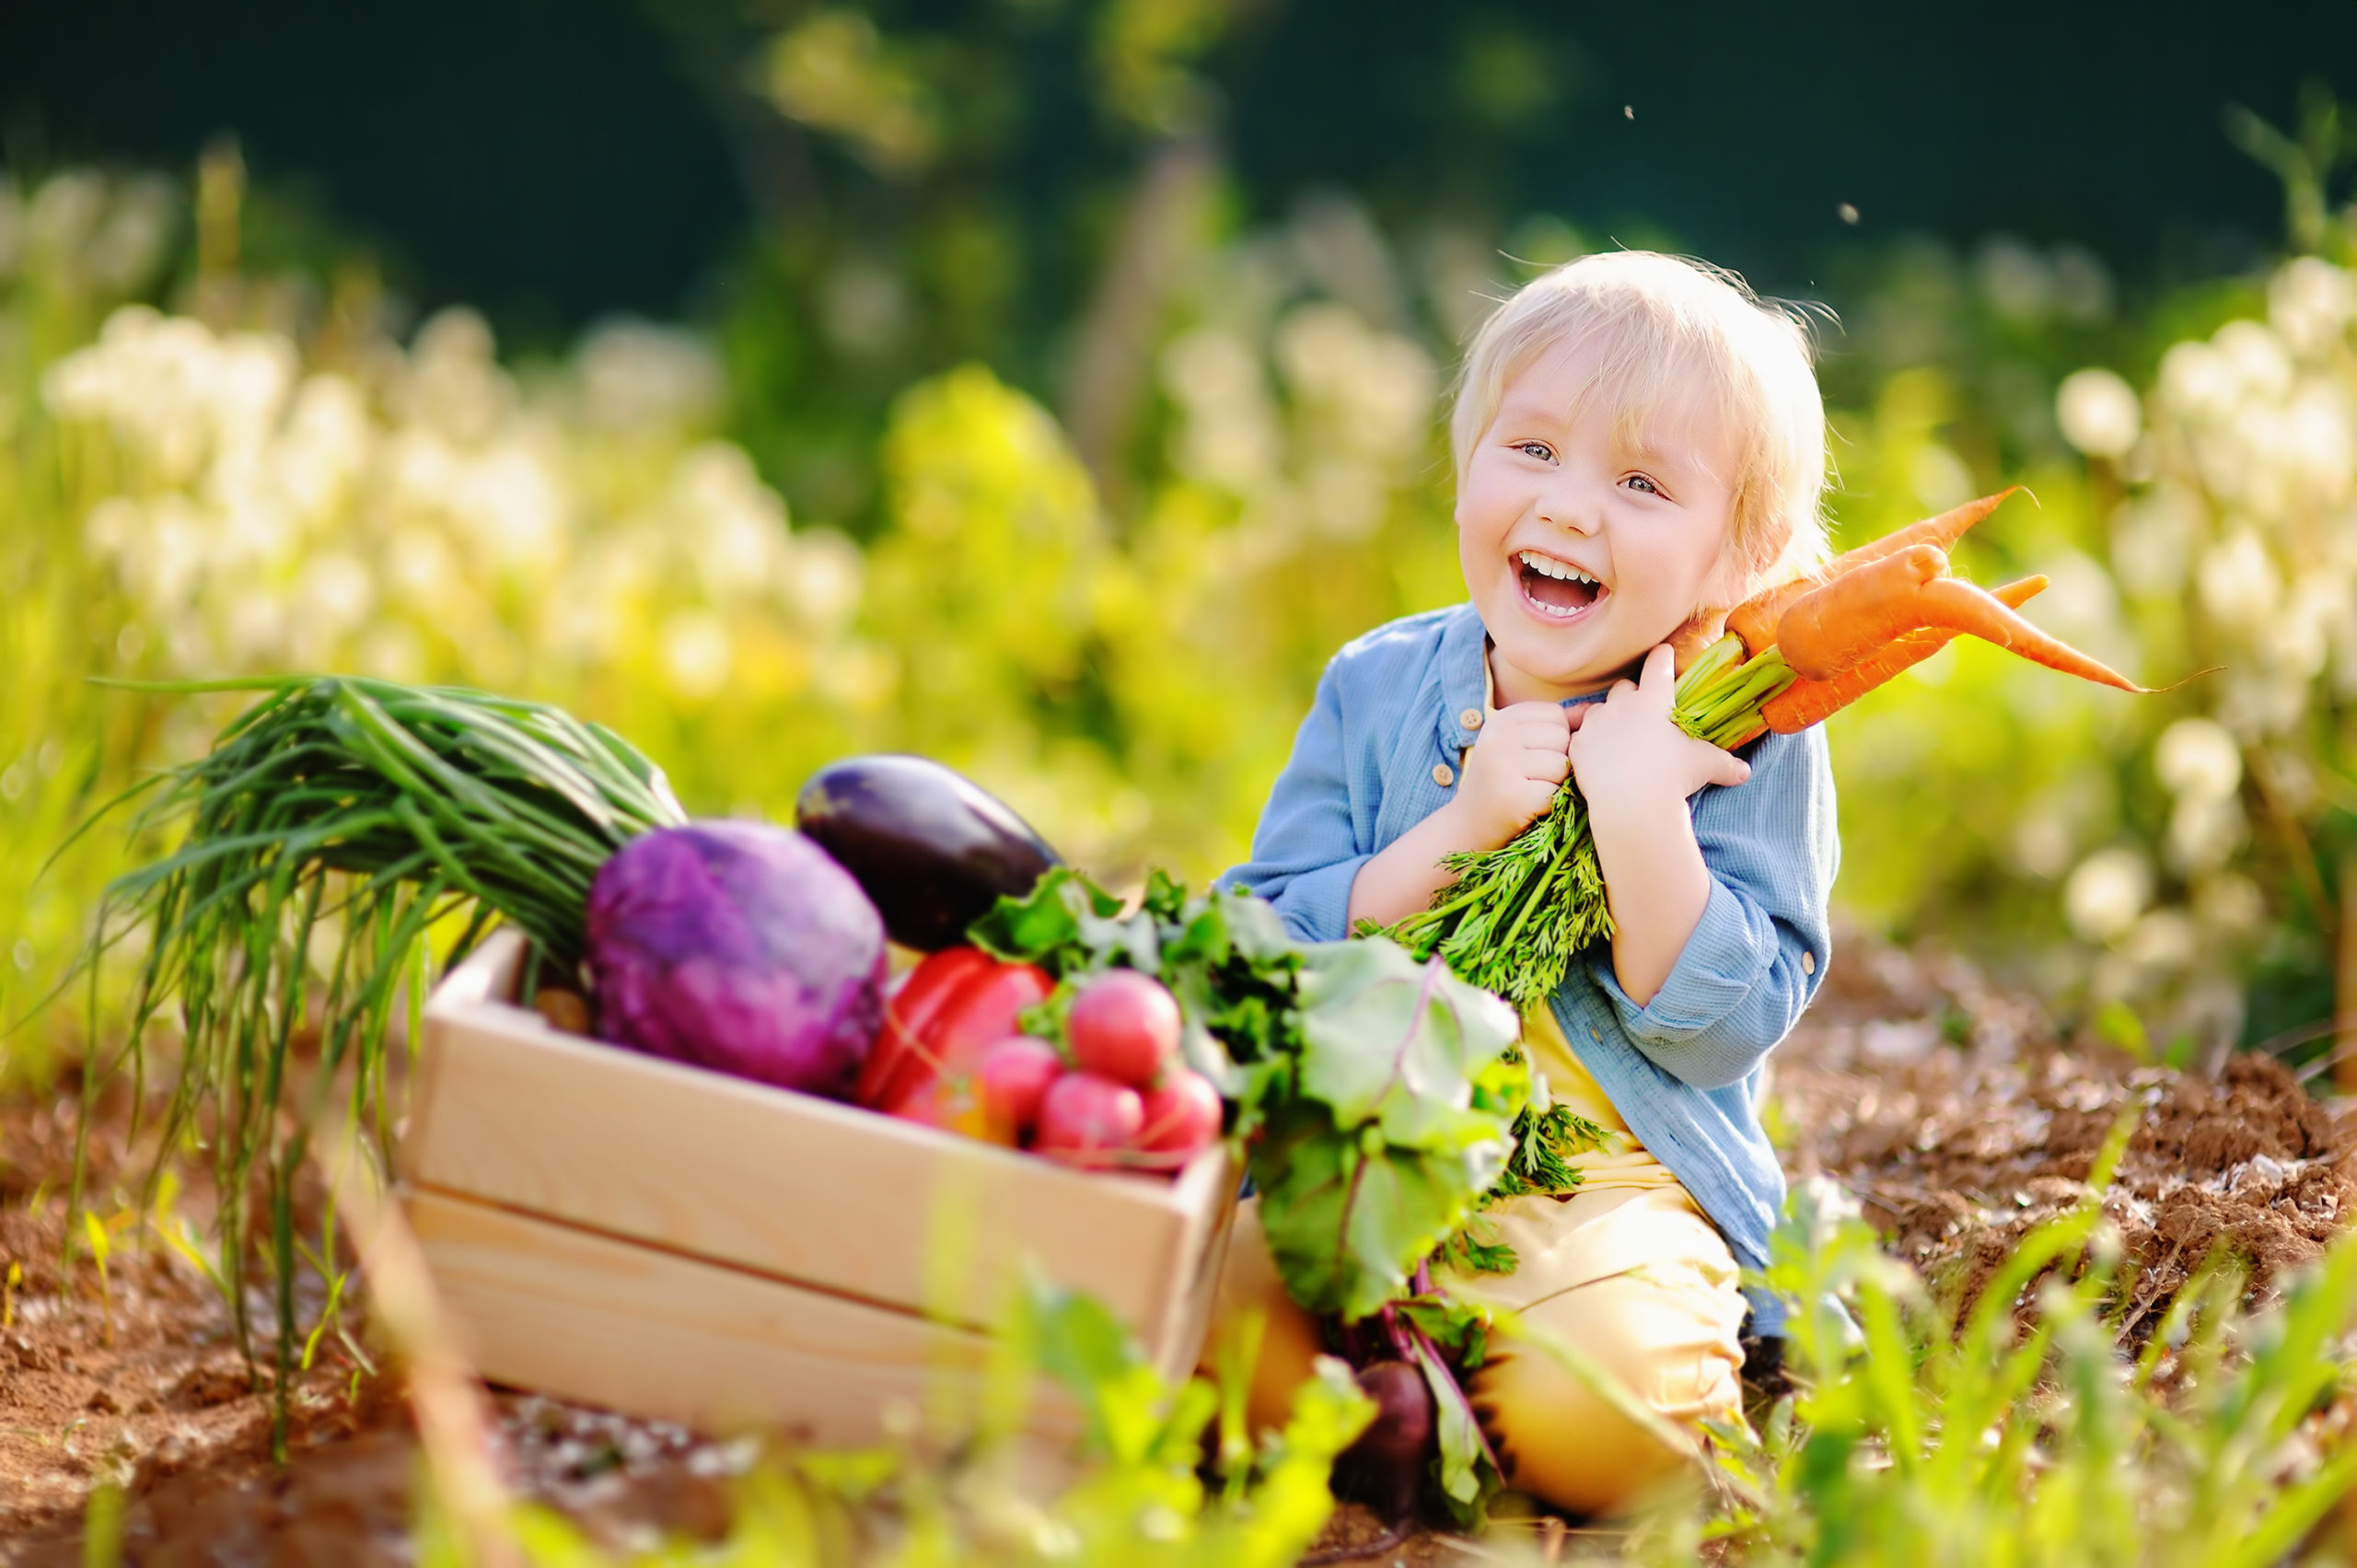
[1413,1335,1502,1523]
[972,873,1524,1322]
[73,675,684,1455]
[1246,939,1519,1320]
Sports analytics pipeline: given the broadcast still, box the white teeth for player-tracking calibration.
[1516,550,1599,587]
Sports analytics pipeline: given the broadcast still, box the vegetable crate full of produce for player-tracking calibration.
[401,928,1237,1451]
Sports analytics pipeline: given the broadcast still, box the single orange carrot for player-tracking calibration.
[1724,488,2026,655]
[1774,543,1952,680]
[1822,487,2024,576]
[1905,576,2146,691]
[1762,575,2048,733]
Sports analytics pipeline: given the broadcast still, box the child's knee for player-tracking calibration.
[1469,1272,1745,1517]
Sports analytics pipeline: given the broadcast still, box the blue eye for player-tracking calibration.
[1624,473,1661,495]
[1516,442,1555,462]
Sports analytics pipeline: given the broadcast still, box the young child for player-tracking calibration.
[1213,251,1839,1516]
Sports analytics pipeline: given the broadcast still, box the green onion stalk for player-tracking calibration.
[67,675,682,1452]
[1378,636,1794,1010]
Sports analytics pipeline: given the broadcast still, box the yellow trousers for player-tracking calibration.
[1208,1010,1748,1517]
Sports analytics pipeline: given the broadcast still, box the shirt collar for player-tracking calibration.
[1440,600,1614,752]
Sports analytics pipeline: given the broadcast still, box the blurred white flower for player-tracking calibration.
[2281,383,2354,503]
[450,443,567,571]
[223,591,286,664]
[2120,908,2198,971]
[659,610,734,701]
[2165,794,2245,875]
[2056,367,2141,459]
[401,308,512,443]
[2064,847,2152,943]
[297,552,377,636]
[2159,340,2236,425]
[2154,717,2241,800]
[2195,529,2282,629]
[2192,873,2266,937]
[577,319,725,433]
[783,528,865,631]
[2213,319,2293,403]
[2269,257,2354,358]
[273,375,372,519]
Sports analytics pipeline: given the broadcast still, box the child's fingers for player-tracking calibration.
[1636,644,1678,708]
[1518,745,1571,785]
[1692,737,1751,789]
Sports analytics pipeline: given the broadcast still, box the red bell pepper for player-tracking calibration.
[857,947,1054,1138]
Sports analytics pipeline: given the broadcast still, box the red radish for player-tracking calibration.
[1034,1072,1144,1168]
[978,1037,1063,1140]
[1066,970,1181,1088]
[1136,1069,1222,1158]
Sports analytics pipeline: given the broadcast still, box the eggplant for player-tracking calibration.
[794,754,1062,951]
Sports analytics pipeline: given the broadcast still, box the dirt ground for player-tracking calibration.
[3,923,2351,1564]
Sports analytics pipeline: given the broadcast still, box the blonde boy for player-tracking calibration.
[1216,252,1839,1516]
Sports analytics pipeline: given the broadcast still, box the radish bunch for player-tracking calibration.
[988,970,1223,1169]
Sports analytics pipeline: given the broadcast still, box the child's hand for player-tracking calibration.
[1451,701,1573,849]
[1569,645,1751,817]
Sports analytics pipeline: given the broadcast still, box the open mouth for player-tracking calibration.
[1515,550,1607,619]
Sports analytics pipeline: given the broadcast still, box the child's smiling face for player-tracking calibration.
[1456,332,1738,703]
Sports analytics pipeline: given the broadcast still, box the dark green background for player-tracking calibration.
[5,0,2350,323]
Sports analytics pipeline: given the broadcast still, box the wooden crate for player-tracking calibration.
[401,929,1237,1450]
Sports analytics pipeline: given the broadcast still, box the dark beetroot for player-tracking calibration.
[1332,1360,1436,1523]
[795,755,1060,951]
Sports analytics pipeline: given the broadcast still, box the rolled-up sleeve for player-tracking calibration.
[1216,663,1372,943]
[1585,726,1839,1089]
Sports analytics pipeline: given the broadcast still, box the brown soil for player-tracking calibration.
[3,923,2348,1563]
[1772,923,2357,1332]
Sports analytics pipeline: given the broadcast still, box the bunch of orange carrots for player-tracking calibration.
[1387,490,2149,1006]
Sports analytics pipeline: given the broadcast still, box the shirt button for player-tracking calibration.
[1432,762,1456,787]
[1801,950,1817,975]
[1459,708,1483,730]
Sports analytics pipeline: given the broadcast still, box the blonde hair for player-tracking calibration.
[1450,251,1830,601]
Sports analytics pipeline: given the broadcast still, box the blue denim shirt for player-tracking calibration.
[1218,601,1838,1334]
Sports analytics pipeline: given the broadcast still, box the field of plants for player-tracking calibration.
[5,64,2357,1568]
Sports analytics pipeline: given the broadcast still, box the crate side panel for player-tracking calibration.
[407,1002,1192,1333]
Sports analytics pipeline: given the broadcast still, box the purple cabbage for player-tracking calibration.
[584,820,887,1098]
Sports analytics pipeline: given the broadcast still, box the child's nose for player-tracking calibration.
[1536,475,1604,535]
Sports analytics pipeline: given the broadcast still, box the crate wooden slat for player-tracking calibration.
[401,929,1237,1437]
[406,1188,1086,1453]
